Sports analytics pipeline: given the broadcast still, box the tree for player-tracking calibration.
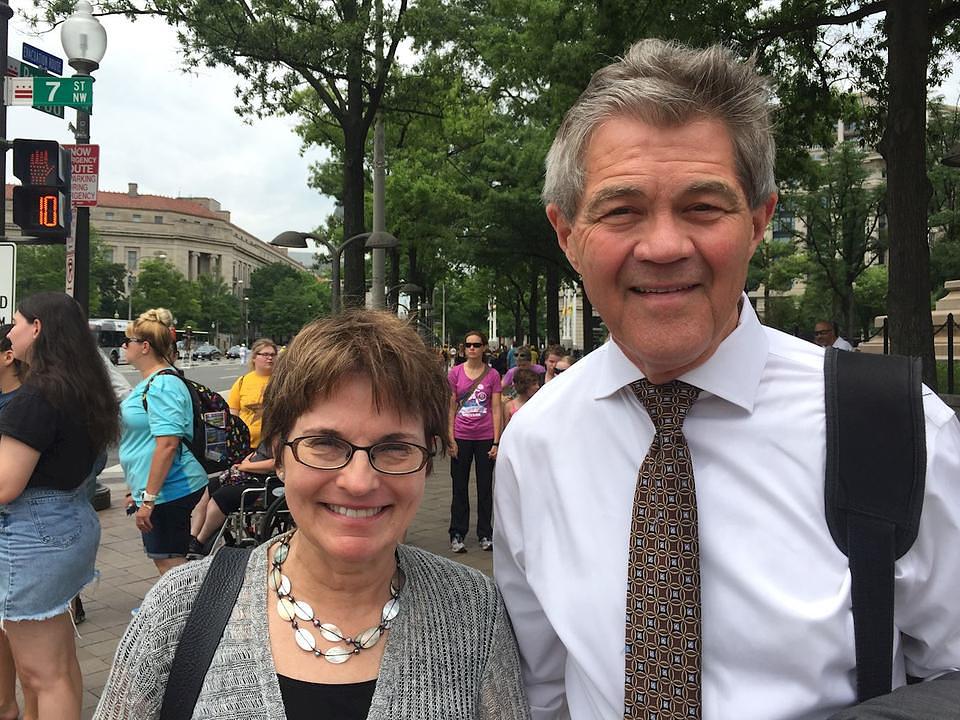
[787,142,886,339]
[927,101,960,296]
[196,274,242,336]
[749,0,960,387]
[131,258,200,325]
[247,263,328,341]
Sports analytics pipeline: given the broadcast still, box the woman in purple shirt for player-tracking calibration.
[446,330,501,554]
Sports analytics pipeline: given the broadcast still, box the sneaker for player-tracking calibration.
[450,535,467,554]
[479,537,493,552]
[186,536,208,560]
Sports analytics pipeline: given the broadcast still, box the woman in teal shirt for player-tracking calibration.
[119,308,207,575]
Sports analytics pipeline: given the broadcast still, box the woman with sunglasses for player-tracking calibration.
[97,309,530,720]
[447,329,501,554]
[118,308,208,575]
[0,293,118,720]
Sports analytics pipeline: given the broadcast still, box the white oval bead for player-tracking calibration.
[274,543,289,564]
[277,598,297,622]
[324,646,353,664]
[294,600,313,621]
[382,597,400,623]
[319,623,342,642]
[356,627,381,649]
[295,627,317,652]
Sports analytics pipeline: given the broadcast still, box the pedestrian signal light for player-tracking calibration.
[11,138,71,240]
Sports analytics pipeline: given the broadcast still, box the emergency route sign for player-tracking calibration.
[64,144,99,206]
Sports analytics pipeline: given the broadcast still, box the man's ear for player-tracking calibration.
[547,204,581,273]
[749,193,779,255]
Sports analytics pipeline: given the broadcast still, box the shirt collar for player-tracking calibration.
[591,295,768,412]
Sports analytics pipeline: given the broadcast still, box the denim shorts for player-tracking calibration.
[0,486,100,623]
[141,488,204,559]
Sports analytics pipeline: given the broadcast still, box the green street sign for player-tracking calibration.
[16,62,63,118]
[30,76,92,110]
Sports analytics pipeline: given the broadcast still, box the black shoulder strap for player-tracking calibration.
[141,368,182,412]
[159,546,253,720]
[824,348,926,703]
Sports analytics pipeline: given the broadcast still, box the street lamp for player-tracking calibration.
[243,296,249,345]
[271,230,399,313]
[126,270,134,320]
[61,0,107,317]
[388,282,422,311]
[943,144,960,167]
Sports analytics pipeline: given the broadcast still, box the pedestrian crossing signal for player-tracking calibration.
[11,138,71,240]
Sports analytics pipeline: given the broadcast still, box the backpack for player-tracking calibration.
[824,348,926,703]
[142,368,251,474]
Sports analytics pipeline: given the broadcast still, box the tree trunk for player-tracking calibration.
[582,282,595,353]
[513,291,524,343]
[545,262,560,344]
[527,268,540,347]
[879,0,936,386]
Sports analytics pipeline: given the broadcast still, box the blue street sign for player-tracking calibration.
[22,43,63,76]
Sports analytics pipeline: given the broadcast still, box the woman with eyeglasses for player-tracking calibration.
[447,330,501,554]
[96,309,530,720]
[228,337,278,449]
[118,308,208,575]
[0,293,119,720]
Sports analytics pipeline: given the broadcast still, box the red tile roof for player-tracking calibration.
[4,184,224,221]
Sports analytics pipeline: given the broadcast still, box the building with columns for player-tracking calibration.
[4,182,306,294]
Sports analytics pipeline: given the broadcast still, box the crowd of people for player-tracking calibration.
[2,36,959,720]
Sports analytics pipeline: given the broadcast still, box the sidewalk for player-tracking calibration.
[77,454,487,718]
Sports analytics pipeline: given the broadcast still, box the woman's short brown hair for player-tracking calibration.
[261,309,451,472]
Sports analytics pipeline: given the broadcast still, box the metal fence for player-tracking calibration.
[863,314,960,394]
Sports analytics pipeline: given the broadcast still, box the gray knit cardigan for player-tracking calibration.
[94,538,531,719]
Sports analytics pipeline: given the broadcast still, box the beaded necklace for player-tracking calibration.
[270,530,404,664]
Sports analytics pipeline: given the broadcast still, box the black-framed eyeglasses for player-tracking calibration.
[283,435,434,475]
[121,337,145,347]
[464,342,483,349]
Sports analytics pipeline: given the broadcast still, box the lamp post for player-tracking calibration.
[271,230,399,313]
[126,270,134,320]
[243,295,249,345]
[61,0,107,317]
[387,282,422,312]
[943,144,960,168]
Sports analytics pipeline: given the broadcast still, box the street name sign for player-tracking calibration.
[3,76,92,110]
[0,243,16,325]
[22,43,63,75]
[5,57,64,118]
[64,144,100,207]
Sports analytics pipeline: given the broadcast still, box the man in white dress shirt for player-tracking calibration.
[493,39,960,719]
[814,320,855,351]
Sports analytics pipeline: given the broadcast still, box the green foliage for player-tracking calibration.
[247,263,328,342]
[196,275,242,335]
[131,259,201,326]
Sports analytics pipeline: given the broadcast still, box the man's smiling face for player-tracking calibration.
[548,116,776,382]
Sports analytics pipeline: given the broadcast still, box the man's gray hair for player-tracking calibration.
[543,39,777,219]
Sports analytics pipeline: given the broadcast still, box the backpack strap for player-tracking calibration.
[824,348,926,703]
[159,546,253,720]
[141,367,181,412]
[456,365,490,410]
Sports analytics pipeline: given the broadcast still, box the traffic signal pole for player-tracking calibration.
[0,1,13,241]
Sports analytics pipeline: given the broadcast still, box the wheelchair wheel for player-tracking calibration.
[257,494,295,542]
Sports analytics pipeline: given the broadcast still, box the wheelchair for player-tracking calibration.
[211,473,295,550]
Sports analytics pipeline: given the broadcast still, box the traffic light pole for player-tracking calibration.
[0,1,13,241]
[72,100,91,315]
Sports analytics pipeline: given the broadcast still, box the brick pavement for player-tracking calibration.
[76,454,487,719]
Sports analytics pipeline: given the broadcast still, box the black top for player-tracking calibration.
[0,384,97,492]
[277,675,376,720]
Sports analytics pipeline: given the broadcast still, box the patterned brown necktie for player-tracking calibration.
[625,379,702,719]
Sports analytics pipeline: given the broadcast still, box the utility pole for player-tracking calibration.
[370,0,387,309]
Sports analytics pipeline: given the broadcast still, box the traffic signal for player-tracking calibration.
[11,139,71,240]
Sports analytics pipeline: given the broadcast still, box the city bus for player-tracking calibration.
[89,318,130,366]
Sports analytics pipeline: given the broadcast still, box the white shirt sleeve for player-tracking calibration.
[494,436,571,720]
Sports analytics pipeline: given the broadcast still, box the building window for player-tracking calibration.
[105,211,115,220]
[126,249,138,271]
[104,247,114,263]
[132,213,142,222]
[154,215,163,224]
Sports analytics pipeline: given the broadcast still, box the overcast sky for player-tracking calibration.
[5,13,335,245]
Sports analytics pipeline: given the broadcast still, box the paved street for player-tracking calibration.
[75,361,489,718]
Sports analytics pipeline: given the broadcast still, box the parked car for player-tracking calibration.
[226,345,244,359]
[191,343,222,361]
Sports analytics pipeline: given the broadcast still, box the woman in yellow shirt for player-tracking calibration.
[227,338,277,447]
[187,338,276,553]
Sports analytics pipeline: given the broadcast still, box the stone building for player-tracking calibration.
[4,182,305,296]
